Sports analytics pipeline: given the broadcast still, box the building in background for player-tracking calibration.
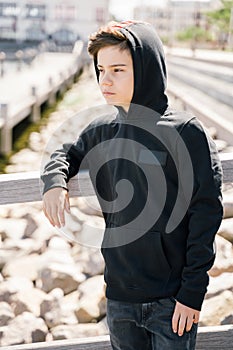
[0,0,110,43]
[134,0,221,42]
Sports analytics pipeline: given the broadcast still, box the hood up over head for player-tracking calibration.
[93,21,168,117]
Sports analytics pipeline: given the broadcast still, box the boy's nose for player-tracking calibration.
[100,72,112,86]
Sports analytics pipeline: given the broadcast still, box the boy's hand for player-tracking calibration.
[42,187,70,228]
[172,301,199,337]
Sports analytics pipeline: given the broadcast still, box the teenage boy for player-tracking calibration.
[41,21,223,350]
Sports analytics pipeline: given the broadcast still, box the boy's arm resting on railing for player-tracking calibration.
[40,128,91,227]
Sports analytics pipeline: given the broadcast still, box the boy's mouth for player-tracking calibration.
[102,91,115,96]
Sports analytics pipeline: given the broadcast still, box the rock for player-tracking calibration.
[221,314,233,325]
[59,210,82,238]
[40,288,64,318]
[51,317,108,340]
[0,206,11,218]
[207,127,217,139]
[3,244,78,283]
[21,213,38,238]
[218,218,233,243]
[0,277,33,303]
[75,275,106,323]
[223,202,233,219]
[5,203,40,219]
[0,249,23,270]
[0,302,14,326]
[209,235,233,277]
[6,149,40,173]
[76,197,103,217]
[214,139,228,152]
[31,224,57,245]
[0,312,48,346]
[0,326,25,346]
[73,215,105,248]
[222,188,233,219]
[40,288,77,328]
[62,290,81,325]
[30,211,57,243]
[0,218,28,240]
[75,247,105,276]
[2,254,41,281]
[40,296,63,329]
[39,247,77,268]
[29,132,44,152]
[206,273,233,299]
[11,287,47,317]
[37,263,86,294]
[2,238,45,255]
[200,290,233,326]
[47,236,71,250]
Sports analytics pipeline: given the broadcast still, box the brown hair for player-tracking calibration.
[88,21,130,59]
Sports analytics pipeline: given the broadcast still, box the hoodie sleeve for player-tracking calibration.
[41,130,89,195]
[175,117,223,311]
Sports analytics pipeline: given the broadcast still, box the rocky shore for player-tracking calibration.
[0,65,233,346]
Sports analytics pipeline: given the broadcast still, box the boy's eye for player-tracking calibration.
[114,68,123,72]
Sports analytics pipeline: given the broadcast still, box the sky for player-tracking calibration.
[109,0,211,20]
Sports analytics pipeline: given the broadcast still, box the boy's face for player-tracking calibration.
[97,45,134,111]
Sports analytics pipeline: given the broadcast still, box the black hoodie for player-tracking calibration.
[41,22,223,311]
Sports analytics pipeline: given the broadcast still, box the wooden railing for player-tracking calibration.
[0,152,233,206]
[1,326,233,350]
[0,46,85,155]
[0,152,233,349]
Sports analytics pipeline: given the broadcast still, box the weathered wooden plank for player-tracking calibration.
[0,335,111,350]
[0,170,94,205]
[0,153,232,205]
[220,152,233,183]
[1,326,233,350]
[0,171,41,204]
[196,325,233,350]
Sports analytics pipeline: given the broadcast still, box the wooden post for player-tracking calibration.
[31,86,40,123]
[0,51,6,77]
[58,72,66,95]
[66,67,74,87]
[0,103,12,155]
[48,77,56,106]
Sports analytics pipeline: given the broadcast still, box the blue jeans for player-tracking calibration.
[107,298,198,350]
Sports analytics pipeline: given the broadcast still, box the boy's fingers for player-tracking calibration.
[42,188,69,228]
[51,206,62,228]
[186,315,194,332]
[194,312,199,324]
[172,302,200,336]
[59,194,70,226]
[64,195,71,213]
[172,309,179,334]
[58,207,65,226]
[177,314,185,336]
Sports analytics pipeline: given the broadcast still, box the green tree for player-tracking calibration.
[206,0,233,34]
[176,26,212,42]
